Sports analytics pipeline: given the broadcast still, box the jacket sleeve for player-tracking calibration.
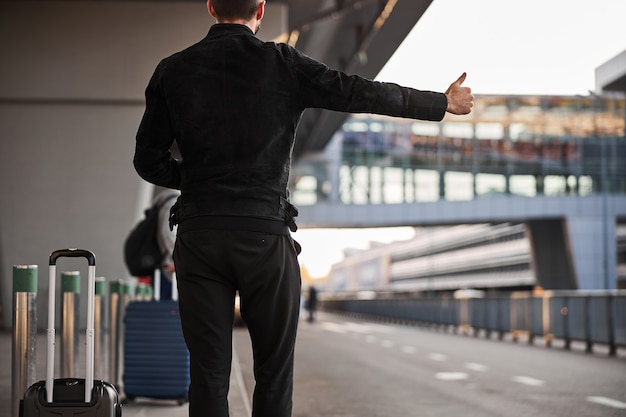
[289,47,447,122]
[134,62,181,189]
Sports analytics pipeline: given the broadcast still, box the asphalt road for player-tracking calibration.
[4,312,625,417]
[234,312,626,417]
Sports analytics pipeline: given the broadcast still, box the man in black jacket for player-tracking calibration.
[134,1,473,416]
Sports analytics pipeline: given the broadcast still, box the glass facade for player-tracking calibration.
[291,94,626,205]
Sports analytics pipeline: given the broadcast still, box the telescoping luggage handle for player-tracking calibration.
[47,249,97,404]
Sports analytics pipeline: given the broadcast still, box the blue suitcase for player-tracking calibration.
[123,299,190,405]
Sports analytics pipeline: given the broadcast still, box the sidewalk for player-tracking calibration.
[0,331,250,417]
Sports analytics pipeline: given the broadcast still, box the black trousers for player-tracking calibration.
[173,229,301,417]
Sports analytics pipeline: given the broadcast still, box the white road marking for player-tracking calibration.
[342,322,373,334]
[465,362,488,372]
[428,352,447,362]
[317,321,396,336]
[353,322,396,334]
[319,322,348,334]
[402,345,417,354]
[586,396,626,409]
[512,376,545,387]
[435,372,469,381]
[381,340,394,348]
[365,335,377,343]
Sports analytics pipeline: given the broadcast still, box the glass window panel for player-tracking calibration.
[383,168,405,204]
[509,123,530,141]
[415,169,439,202]
[510,175,536,197]
[443,122,474,139]
[579,176,594,196]
[475,122,504,140]
[411,121,440,137]
[445,171,473,201]
[545,175,567,196]
[476,173,506,196]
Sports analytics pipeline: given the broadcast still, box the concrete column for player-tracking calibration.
[526,219,576,289]
[566,214,617,289]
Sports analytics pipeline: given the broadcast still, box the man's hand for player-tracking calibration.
[445,72,474,115]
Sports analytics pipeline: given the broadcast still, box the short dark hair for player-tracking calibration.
[211,0,260,21]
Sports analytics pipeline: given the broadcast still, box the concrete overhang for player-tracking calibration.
[596,49,626,94]
[1,0,434,161]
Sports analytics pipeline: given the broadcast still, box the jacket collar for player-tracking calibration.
[207,23,254,38]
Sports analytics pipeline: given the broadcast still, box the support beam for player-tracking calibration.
[526,219,577,289]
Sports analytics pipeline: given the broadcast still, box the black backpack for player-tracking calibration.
[123,195,177,277]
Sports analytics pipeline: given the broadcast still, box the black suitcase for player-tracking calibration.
[20,249,122,417]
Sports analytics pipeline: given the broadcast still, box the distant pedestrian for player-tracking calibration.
[306,286,318,323]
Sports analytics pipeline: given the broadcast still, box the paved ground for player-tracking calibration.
[0,330,249,417]
[282,313,626,417]
[5,312,625,417]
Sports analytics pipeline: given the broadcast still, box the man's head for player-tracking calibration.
[208,0,265,32]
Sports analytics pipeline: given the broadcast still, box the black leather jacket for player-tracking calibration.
[134,24,447,230]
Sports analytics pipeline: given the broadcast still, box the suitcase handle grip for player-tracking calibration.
[46,248,97,404]
[49,248,96,266]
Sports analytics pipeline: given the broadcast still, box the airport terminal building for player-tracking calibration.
[292,52,626,293]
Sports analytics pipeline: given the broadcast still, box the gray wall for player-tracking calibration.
[0,1,286,329]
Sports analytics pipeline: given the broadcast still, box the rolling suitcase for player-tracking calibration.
[20,249,122,417]
[123,270,190,405]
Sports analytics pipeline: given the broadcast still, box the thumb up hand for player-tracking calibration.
[445,72,474,115]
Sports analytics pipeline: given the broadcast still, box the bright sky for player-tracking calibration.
[294,0,626,279]
[376,0,626,96]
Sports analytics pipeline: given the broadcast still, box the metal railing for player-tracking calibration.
[320,290,626,356]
